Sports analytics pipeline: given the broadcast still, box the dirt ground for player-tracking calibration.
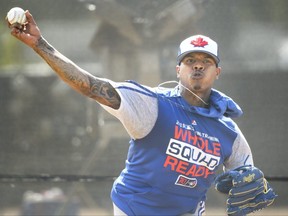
[0,207,287,216]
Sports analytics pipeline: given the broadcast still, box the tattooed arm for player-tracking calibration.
[9,10,120,109]
[34,37,121,109]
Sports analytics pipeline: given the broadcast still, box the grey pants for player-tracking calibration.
[113,201,206,216]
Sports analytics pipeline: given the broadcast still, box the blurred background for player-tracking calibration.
[0,0,287,215]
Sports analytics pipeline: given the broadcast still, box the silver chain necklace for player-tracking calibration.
[157,80,209,106]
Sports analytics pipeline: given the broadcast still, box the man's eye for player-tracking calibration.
[203,59,214,64]
[186,59,195,63]
[184,58,214,65]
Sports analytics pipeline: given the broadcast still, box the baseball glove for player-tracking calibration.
[214,165,277,216]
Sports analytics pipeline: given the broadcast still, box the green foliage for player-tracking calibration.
[0,23,24,68]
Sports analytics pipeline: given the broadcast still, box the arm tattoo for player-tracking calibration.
[34,37,121,109]
[88,77,121,109]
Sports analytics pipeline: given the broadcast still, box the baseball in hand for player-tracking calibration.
[6,7,27,25]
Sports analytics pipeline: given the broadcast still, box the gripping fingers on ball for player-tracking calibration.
[7,7,27,25]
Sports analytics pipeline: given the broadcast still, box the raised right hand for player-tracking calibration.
[8,10,42,49]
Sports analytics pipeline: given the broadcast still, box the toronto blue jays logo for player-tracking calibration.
[191,37,208,47]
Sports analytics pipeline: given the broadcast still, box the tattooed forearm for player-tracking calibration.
[33,37,121,109]
[34,37,88,88]
[89,77,121,109]
[35,37,54,52]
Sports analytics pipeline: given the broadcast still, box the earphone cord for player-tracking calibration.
[157,80,209,106]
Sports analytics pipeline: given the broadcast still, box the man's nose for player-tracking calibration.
[193,62,204,71]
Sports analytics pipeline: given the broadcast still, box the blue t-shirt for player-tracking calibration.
[109,81,244,215]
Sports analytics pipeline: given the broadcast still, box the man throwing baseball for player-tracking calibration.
[8,10,276,216]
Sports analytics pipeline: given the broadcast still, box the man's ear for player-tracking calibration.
[176,65,180,78]
[216,67,221,79]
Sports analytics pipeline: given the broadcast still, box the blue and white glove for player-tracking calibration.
[214,165,277,216]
